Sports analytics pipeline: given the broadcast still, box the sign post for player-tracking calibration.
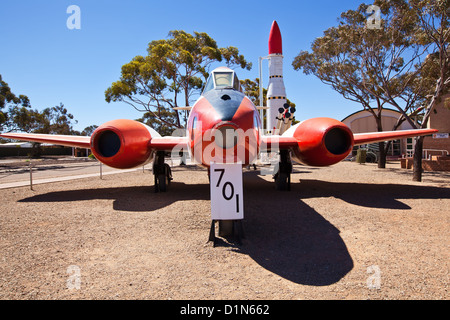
[209,162,244,245]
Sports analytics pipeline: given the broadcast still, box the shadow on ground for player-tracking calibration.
[18,170,449,286]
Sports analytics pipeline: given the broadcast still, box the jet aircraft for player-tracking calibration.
[0,66,437,193]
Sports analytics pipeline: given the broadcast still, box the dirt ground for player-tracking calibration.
[0,161,448,300]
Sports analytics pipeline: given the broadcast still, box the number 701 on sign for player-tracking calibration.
[210,162,244,220]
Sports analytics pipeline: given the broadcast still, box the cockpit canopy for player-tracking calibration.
[202,67,243,94]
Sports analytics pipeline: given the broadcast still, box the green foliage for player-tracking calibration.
[136,107,179,137]
[291,0,447,129]
[0,74,31,132]
[240,78,297,126]
[292,0,449,171]
[80,125,98,136]
[241,78,296,109]
[221,47,253,71]
[105,30,252,134]
[240,78,266,106]
[32,103,78,135]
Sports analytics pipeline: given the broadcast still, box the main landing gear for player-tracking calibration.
[153,151,173,192]
[273,149,292,191]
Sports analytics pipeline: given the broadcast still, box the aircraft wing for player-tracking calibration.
[1,119,190,170]
[260,123,437,167]
[261,128,438,151]
[353,129,437,145]
[261,135,298,151]
[0,132,91,148]
[0,132,189,151]
[149,136,188,151]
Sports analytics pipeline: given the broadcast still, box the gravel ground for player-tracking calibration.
[0,161,448,300]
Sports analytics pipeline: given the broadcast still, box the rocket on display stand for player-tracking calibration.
[266,20,295,135]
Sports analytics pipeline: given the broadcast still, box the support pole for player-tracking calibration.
[208,220,217,247]
[259,55,269,134]
[259,56,264,124]
[29,161,33,190]
[233,220,245,245]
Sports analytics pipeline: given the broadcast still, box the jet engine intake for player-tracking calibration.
[90,119,157,169]
[289,117,354,166]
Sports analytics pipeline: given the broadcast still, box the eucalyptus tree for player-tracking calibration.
[105,30,252,134]
[292,1,432,168]
[0,74,32,133]
[406,0,449,181]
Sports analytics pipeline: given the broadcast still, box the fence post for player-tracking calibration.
[29,161,33,190]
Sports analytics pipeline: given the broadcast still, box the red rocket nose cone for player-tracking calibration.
[268,20,282,55]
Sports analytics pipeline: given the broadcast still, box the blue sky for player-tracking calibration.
[0,0,368,132]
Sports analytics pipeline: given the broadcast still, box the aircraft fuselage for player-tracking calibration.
[186,68,261,167]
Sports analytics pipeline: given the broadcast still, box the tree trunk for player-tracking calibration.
[412,136,424,182]
[378,141,386,168]
[31,142,42,158]
[375,114,386,168]
[412,77,442,182]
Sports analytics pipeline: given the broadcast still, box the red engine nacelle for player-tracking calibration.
[90,119,156,169]
[290,117,354,166]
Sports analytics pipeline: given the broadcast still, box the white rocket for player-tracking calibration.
[266,21,287,135]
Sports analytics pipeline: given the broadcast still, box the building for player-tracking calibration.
[420,93,450,171]
[341,108,415,158]
[424,93,450,157]
[341,95,450,171]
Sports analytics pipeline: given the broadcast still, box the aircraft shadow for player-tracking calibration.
[17,171,449,286]
[233,174,353,286]
[18,182,210,212]
[232,172,449,285]
[295,179,450,210]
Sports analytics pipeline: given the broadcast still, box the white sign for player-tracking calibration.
[210,162,244,220]
[433,133,449,139]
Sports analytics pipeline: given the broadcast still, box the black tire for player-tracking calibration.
[157,174,167,192]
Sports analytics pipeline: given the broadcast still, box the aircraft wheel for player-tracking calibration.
[274,150,292,191]
[157,174,167,192]
[156,163,172,192]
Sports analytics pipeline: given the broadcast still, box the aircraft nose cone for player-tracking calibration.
[203,90,244,121]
